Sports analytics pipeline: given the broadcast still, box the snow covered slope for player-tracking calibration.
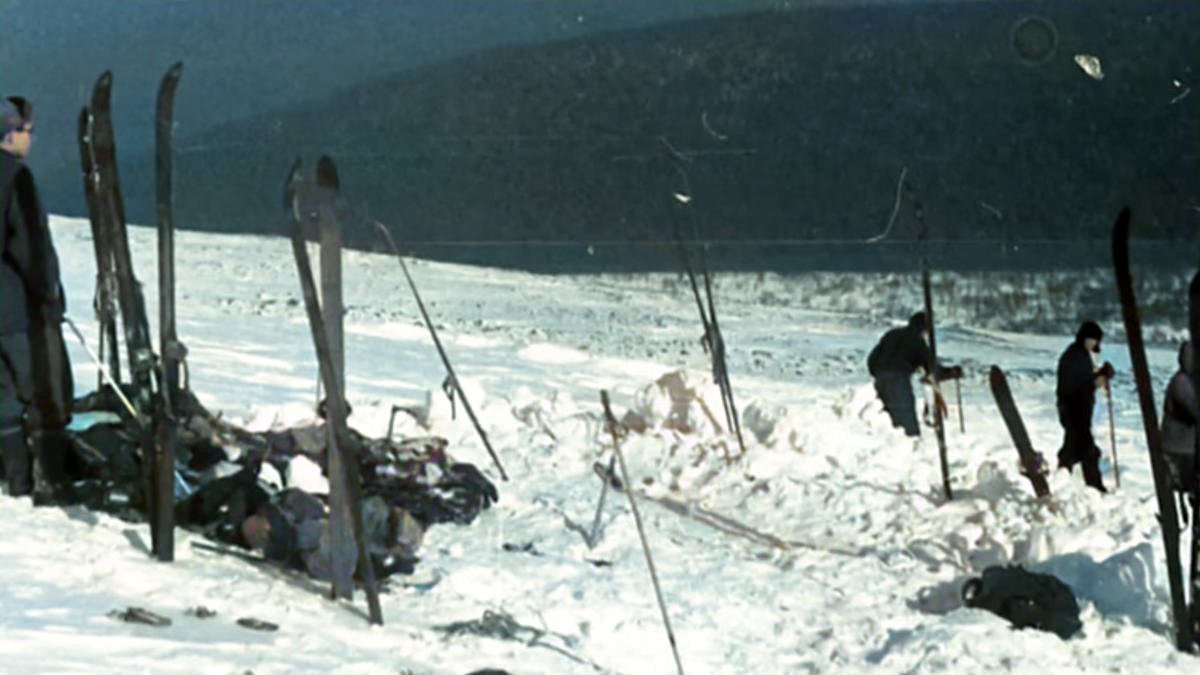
[0,216,1194,673]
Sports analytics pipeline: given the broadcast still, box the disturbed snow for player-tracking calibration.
[0,216,1195,674]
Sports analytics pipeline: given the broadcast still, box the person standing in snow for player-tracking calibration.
[1055,320,1114,493]
[867,312,961,436]
[1160,340,1197,495]
[0,96,73,498]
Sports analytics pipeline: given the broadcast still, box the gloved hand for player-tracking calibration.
[1098,361,1115,380]
[937,365,964,381]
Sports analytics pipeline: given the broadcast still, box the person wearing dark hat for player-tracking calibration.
[1055,320,1114,493]
[867,312,962,436]
[1,95,73,498]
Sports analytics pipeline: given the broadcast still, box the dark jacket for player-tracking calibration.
[1162,342,1197,460]
[1,149,65,336]
[868,315,932,377]
[1055,340,1100,429]
[1,148,71,428]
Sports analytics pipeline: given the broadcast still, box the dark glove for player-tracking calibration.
[1098,361,1115,380]
[937,365,964,381]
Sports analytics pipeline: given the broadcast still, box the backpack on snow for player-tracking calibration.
[961,565,1082,639]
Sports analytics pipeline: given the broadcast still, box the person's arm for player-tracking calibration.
[7,168,64,317]
[907,331,960,380]
[1061,350,1102,397]
[1167,374,1198,426]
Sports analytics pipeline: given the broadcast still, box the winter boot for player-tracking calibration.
[30,427,74,505]
[1080,458,1108,494]
[1,427,33,496]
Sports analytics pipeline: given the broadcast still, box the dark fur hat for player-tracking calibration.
[1,96,32,136]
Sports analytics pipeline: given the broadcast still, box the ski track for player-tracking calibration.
[0,216,1193,674]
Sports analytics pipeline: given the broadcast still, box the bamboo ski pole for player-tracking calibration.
[65,316,141,423]
[373,220,508,481]
[1106,383,1120,488]
[600,390,685,675]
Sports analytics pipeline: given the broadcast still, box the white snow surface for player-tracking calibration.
[0,216,1195,674]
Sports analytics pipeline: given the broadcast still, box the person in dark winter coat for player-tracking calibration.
[867,312,961,436]
[1160,340,1197,494]
[1055,320,1114,493]
[0,96,73,497]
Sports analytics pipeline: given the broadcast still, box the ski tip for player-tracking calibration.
[1114,207,1131,237]
[159,63,184,93]
[97,70,113,87]
[282,157,303,209]
[316,155,339,190]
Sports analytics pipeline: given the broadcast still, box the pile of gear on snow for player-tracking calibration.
[53,386,497,582]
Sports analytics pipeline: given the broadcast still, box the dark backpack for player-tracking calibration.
[867,341,881,377]
[962,565,1082,639]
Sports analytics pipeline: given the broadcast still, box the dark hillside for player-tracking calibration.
[146,0,1197,269]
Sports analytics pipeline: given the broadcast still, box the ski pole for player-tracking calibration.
[374,220,508,481]
[69,316,195,503]
[955,377,964,433]
[587,453,617,548]
[600,390,685,675]
[1106,383,1120,488]
[65,316,141,423]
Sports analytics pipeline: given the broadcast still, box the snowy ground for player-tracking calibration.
[0,216,1196,674]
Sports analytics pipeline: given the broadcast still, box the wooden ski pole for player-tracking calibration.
[600,391,685,675]
[955,377,965,433]
[1106,383,1120,488]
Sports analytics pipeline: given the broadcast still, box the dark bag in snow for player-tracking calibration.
[962,565,1082,639]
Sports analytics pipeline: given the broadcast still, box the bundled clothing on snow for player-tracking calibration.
[1,139,73,497]
[1161,341,1198,494]
[1055,321,1112,493]
[962,565,1082,639]
[867,312,959,436]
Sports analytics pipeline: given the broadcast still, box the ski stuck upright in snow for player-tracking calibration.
[285,156,383,625]
[1112,207,1193,651]
[1190,270,1200,643]
[908,178,952,501]
[153,61,184,562]
[661,137,746,462]
[988,365,1051,499]
[77,94,120,389]
[79,68,180,560]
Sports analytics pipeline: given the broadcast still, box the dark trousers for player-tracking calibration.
[875,372,919,436]
[0,332,34,495]
[1,326,72,497]
[1057,407,1107,493]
